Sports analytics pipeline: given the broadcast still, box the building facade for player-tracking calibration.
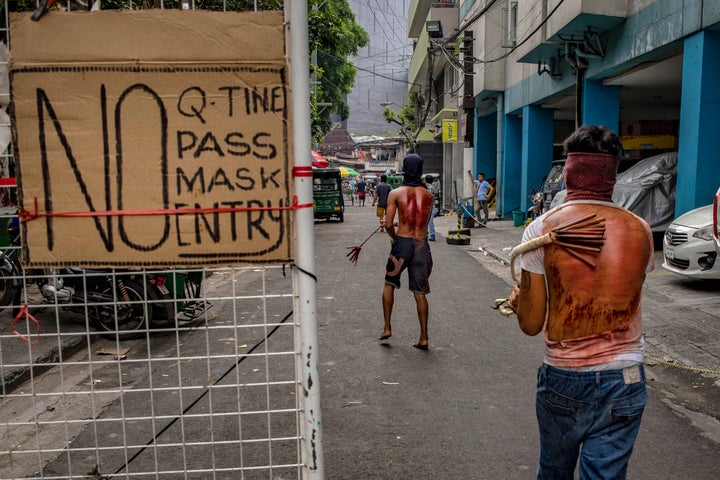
[408,0,720,219]
[346,0,413,136]
[408,0,464,210]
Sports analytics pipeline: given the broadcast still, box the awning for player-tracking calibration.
[311,150,330,168]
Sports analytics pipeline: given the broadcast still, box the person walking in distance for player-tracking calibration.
[356,179,367,206]
[424,175,438,241]
[507,125,654,480]
[467,170,494,225]
[379,154,434,350]
[374,174,393,232]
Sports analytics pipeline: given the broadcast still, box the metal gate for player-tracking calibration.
[0,1,322,479]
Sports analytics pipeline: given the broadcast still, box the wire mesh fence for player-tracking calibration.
[0,1,319,479]
[1,264,306,479]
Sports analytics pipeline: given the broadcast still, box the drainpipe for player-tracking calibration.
[462,30,475,199]
[495,92,504,218]
[575,68,584,128]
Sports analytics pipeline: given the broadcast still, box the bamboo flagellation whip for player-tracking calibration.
[494,213,606,316]
[346,225,382,265]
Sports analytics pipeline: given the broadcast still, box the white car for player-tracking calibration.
[662,204,720,279]
[713,187,720,252]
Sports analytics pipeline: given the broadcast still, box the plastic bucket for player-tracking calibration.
[512,210,524,227]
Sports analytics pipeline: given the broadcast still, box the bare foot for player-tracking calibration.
[378,331,392,341]
[412,341,429,350]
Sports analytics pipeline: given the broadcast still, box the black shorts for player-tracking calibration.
[385,237,432,294]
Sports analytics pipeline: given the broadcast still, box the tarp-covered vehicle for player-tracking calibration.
[313,167,344,222]
[542,160,566,212]
[552,152,678,233]
[611,151,677,232]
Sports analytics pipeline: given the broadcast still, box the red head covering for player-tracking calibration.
[563,152,619,202]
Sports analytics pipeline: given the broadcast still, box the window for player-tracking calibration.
[502,0,518,47]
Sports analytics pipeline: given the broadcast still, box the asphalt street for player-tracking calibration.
[316,203,720,479]
[2,201,720,478]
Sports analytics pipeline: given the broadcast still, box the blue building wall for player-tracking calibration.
[487,0,720,218]
[582,80,620,133]
[677,29,720,215]
[501,115,523,218]
[475,114,497,180]
[521,106,554,214]
[503,0,712,115]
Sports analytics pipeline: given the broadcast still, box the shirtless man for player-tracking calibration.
[378,154,434,350]
[507,125,654,479]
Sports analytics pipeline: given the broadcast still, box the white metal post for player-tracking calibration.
[286,1,325,479]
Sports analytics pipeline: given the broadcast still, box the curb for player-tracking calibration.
[2,335,91,394]
[436,214,520,267]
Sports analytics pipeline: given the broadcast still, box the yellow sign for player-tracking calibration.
[442,119,458,142]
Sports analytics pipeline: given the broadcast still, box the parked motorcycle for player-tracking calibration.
[0,217,176,337]
[528,186,544,220]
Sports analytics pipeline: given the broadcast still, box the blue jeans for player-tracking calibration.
[536,364,647,480]
[428,206,437,240]
[477,199,489,223]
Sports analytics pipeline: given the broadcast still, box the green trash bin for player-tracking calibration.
[165,271,208,321]
[0,207,18,247]
[512,210,525,227]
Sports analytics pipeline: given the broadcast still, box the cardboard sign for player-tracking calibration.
[10,10,293,267]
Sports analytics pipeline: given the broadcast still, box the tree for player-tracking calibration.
[382,91,427,153]
[7,0,364,144]
[309,0,368,144]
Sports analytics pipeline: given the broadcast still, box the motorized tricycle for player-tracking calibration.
[313,167,345,222]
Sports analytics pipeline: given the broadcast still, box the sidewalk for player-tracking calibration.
[433,210,720,379]
[434,212,524,268]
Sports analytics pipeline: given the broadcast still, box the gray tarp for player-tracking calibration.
[611,152,677,232]
[550,152,678,232]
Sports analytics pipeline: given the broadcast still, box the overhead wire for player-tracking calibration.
[331,0,566,135]
[471,0,566,64]
[320,49,421,87]
[322,0,567,91]
[430,38,465,73]
[352,43,412,63]
[366,0,407,45]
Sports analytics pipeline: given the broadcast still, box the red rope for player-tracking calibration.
[293,166,313,177]
[11,305,41,344]
[8,172,316,342]
[17,196,313,224]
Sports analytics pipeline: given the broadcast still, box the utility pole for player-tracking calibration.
[461,30,475,199]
